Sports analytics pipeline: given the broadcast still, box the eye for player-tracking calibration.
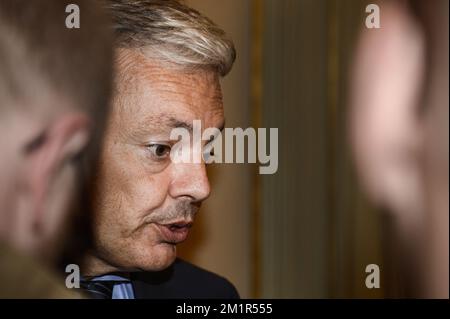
[147,143,171,159]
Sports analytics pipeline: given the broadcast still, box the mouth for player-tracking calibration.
[155,220,193,244]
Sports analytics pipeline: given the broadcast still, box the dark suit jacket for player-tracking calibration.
[131,258,240,299]
[0,241,83,298]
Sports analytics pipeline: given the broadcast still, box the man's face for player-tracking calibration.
[89,49,224,273]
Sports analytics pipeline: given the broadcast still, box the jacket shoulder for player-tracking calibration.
[132,258,240,299]
[174,259,239,297]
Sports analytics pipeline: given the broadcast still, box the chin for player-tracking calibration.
[138,242,178,271]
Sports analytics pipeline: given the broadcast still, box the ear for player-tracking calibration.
[25,112,91,243]
[349,2,426,219]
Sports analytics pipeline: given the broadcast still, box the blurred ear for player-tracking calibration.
[24,112,90,249]
[349,2,426,219]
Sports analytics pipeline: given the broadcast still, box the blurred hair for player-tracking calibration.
[104,0,236,76]
[0,0,113,119]
[0,0,113,179]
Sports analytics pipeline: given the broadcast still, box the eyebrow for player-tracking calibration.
[166,117,194,132]
[133,114,225,138]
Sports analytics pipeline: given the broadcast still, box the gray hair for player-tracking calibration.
[104,0,236,76]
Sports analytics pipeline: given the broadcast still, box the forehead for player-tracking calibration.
[113,49,224,134]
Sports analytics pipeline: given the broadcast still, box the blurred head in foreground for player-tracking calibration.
[0,0,112,273]
[350,0,448,298]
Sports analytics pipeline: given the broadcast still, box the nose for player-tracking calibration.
[169,162,211,202]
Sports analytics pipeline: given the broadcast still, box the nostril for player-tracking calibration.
[168,163,211,201]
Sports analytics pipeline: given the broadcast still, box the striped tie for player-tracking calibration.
[80,280,128,299]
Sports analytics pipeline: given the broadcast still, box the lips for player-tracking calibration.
[155,221,193,244]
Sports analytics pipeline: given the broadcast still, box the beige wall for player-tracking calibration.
[178,0,253,298]
[179,0,385,299]
[259,0,384,298]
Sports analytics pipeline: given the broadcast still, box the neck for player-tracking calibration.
[82,252,122,277]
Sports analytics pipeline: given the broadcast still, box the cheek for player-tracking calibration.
[94,149,173,235]
[122,167,172,218]
[130,224,177,269]
[105,220,176,271]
